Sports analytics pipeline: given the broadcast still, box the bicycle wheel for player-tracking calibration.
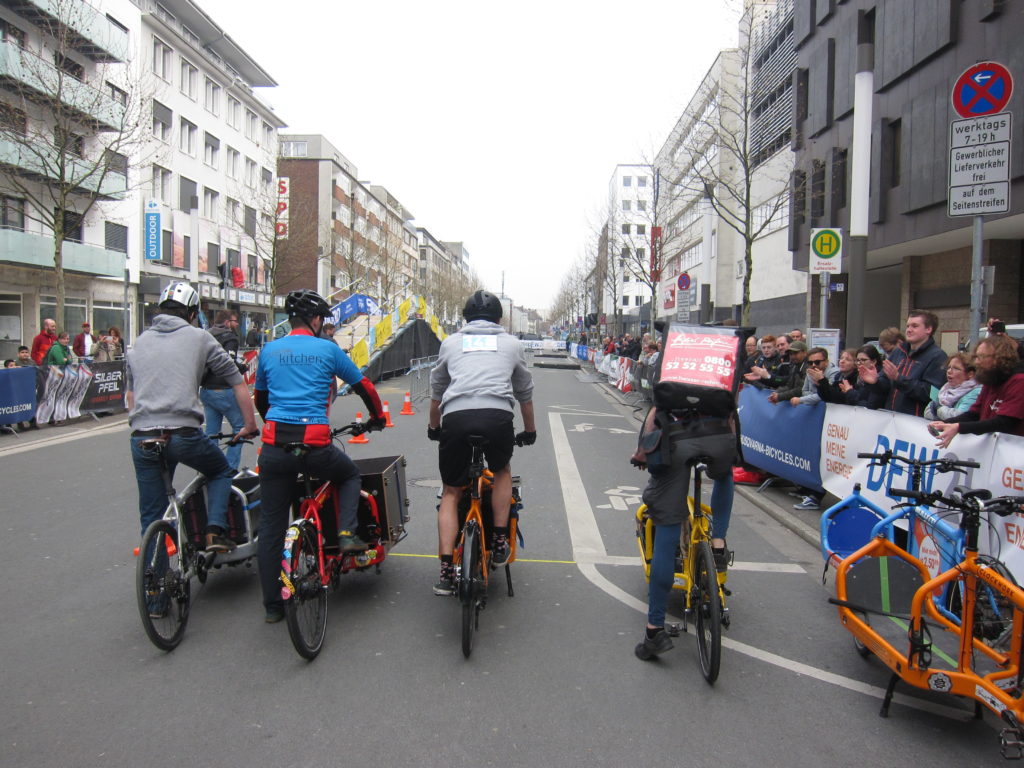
[693,540,722,683]
[948,558,1016,651]
[136,519,191,651]
[284,524,327,661]
[460,523,481,658]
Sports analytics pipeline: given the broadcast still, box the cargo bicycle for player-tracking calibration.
[279,422,409,660]
[635,456,729,683]
[135,433,260,651]
[830,485,1024,759]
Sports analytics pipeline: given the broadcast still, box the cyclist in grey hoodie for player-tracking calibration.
[427,290,536,595]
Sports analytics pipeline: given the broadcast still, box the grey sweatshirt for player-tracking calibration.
[127,314,243,430]
[430,320,534,416]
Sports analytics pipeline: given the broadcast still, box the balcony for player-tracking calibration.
[0,40,126,130]
[1,0,129,62]
[0,137,127,199]
[0,227,124,277]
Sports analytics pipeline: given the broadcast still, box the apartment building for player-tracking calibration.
[602,163,656,334]
[0,0,134,359]
[791,0,1024,344]
[133,0,285,333]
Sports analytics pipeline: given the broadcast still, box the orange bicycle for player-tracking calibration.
[451,435,524,658]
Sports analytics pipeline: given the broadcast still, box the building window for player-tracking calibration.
[179,176,196,212]
[226,247,239,272]
[1,196,24,230]
[103,149,128,176]
[248,253,258,283]
[262,121,274,148]
[227,96,241,129]
[226,147,240,179]
[623,273,630,282]
[637,176,647,187]
[623,176,632,187]
[202,187,219,220]
[152,165,171,202]
[153,37,172,80]
[180,58,198,99]
[104,221,128,252]
[0,103,27,134]
[636,224,646,236]
[243,205,256,237]
[637,200,647,211]
[811,159,825,219]
[622,200,631,212]
[106,81,127,106]
[55,128,84,158]
[621,223,630,235]
[206,243,219,274]
[281,140,307,157]
[635,295,643,307]
[245,109,258,141]
[261,167,273,190]
[636,247,645,260]
[151,100,171,141]
[204,77,221,115]
[204,132,219,168]
[54,53,84,81]
[61,209,83,243]
[888,119,902,187]
[622,295,630,306]
[245,157,257,187]
[179,118,197,155]
[0,19,26,47]
[226,197,240,225]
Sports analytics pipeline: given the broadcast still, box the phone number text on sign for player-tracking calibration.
[659,333,738,390]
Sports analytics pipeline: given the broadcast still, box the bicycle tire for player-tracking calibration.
[694,539,722,683]
[284,523,327,661]
[136,519,191,651]
[461,522,480,658]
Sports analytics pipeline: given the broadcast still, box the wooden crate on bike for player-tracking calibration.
[353,455,409,544]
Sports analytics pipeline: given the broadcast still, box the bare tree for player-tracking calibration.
[0,0,150,328]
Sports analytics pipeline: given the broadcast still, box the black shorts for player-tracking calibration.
[438,408,515,487]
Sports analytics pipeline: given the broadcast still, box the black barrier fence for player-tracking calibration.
[0,362,129,425]
[363,319,442,382]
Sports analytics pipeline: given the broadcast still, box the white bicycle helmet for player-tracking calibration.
[158,281,200,310]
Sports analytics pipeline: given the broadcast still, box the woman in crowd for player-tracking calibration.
[90,332,120,363]
[815,348,859,404]
[842,345,891,409]
[924,353,981,420]
[108,327,125,357]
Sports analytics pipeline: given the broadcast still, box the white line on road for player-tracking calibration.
[0,419,128,457]
[549,409,967,721]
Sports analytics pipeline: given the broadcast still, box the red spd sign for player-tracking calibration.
[658,330,739,390]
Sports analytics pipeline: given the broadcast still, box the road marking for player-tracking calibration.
[548,409,966,720]
[0,419,129,457]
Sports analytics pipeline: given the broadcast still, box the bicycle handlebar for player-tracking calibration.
[855,450,980,472]
[208,432,256,446]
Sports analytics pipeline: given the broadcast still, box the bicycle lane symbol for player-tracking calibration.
[596,486,642,511]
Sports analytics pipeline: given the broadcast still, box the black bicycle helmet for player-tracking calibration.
[285,289,332,320]
[462,290,502,322]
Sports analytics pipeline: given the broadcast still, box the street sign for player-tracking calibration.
[677,272,690,291]
[952,62,1013,118]
[144,199,161,261]
[676,279,696,321]
[809,228,842,274]
[948,112,1011,216]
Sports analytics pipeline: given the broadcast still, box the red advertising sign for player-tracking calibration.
[658,328,740,391]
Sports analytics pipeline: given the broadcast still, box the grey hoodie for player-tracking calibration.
[430,320,534,416]
[127,314,243,430]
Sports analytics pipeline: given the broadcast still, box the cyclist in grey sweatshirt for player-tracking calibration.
[427,291,536,595]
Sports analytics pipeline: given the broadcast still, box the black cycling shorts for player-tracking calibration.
[438,408,515,487]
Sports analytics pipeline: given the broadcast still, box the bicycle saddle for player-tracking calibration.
[467,434,488,447]
[139,437,169,451]
[954,485,992,502]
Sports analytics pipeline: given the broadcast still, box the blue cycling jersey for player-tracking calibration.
[254,329,363,425]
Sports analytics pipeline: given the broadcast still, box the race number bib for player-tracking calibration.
[462,336,498,352]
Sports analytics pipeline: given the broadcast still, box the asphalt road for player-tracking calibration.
[0,363,1008,767]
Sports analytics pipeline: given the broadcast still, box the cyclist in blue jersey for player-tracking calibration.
[254,289,386,623]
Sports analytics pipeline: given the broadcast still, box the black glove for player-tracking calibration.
[515,430,537,447]
[367,415,387,432]
[427,425,442,442]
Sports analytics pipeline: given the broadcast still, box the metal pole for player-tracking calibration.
[969,214,984,346]
[819,272,829,328]
[122,259,129,342]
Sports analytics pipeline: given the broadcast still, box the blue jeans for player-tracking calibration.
[200,387,245,470]
[710,474,734,540]
[131,430,235,537]
[647,522,682,627]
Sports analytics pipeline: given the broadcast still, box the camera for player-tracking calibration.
[990,320,1006,334]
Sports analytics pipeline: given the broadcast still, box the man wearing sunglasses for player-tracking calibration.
[790,347,838,406]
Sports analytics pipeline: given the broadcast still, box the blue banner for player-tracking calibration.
[738,386,824,491]
[0,367,36,424]
[330,293,384,326]
[144,200,161,261]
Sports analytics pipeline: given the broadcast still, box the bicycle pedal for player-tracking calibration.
[665,622,682,637]
[721,608,731,629]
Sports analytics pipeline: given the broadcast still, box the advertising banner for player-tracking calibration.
[738,386,824,491]
[375,315,393,348]
[80,362,127,412]
[0,367,36,424]
[398,298,411,327]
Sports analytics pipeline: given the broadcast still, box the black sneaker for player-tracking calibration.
[338,531,368,552]
[265,604,285,624]
[205,532,237,553]
[635,628,674,660]
[712,546,733,573]
[490,536,510,567]
[433,566,455,596]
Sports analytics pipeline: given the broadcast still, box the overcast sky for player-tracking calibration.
[206,1,740,314]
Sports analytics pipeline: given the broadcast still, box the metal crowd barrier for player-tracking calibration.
[408,355,438,402]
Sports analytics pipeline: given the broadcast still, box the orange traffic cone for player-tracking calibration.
[382,401,395,428]
[348,412,370,444]
[400,391,415,415]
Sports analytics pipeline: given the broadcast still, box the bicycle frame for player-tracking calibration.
[455,469,492,590]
